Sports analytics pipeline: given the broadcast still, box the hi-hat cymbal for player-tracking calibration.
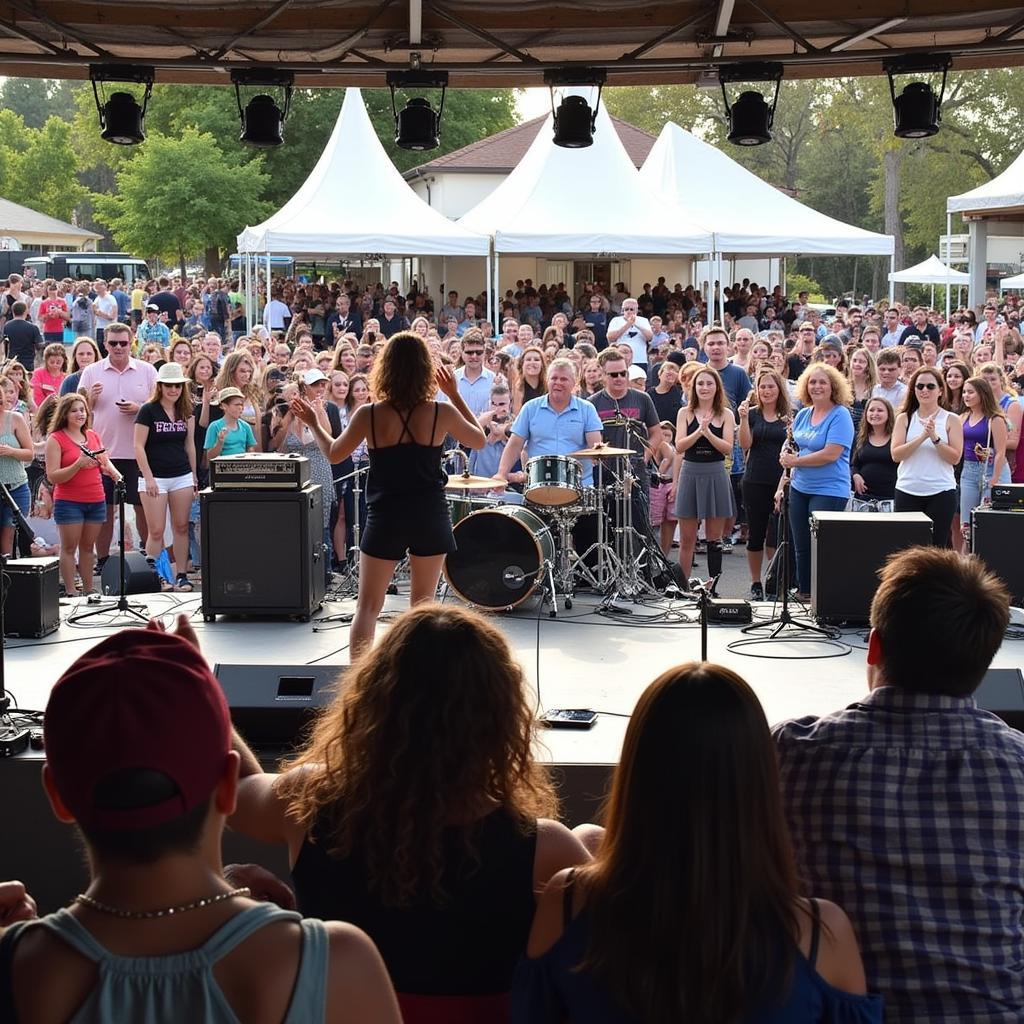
[569,445,633,458]
[445,473,508,490]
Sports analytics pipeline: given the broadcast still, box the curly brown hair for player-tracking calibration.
[369,330,436,409]
[278,603,558,906]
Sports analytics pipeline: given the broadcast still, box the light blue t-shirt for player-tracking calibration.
[204,416,256,456]
[511,394,602,486]
[791,403,854,499]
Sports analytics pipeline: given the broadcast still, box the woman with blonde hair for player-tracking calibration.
[214,350,262,447]
[778,363,855,599]
[847,347,877,434]
[230,603,590,1024]
[292,331,485,654]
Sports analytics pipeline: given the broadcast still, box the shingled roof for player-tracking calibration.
[403,115,657,178]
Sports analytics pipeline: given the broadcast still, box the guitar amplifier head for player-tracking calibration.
[209,453,311,490]
[991,484,1024,511]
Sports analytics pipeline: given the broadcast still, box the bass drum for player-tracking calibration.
[444,505,554,610]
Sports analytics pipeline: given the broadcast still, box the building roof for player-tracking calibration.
[405,115,656,178]
[0,197,101,240]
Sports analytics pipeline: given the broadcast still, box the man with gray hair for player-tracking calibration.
[607,297,653,370]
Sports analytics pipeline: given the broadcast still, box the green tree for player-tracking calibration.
[93,127,271,276]
[0,78,75,128]
[7,116,86,222]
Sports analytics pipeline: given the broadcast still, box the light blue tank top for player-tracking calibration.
[3,903,327,1023]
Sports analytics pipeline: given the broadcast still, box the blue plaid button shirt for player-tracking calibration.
[774,686,1024,1022]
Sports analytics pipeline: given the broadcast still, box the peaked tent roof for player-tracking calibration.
[947,150,1024,217]
[404,114,657,176]
[888,254,970,285]
[237,89,488,257]
[457,99,713,256]
[999,271,1024,290]
[639,122,894,257]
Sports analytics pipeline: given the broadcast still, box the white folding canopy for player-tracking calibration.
[999,272,1024,290]
[457,97,714,256]
[947,150,1024,216]
[237,88,489,258]
[639,122,895,258]
[888,254,969,284]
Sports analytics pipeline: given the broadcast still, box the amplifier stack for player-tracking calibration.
[971,507,1024,606]
[210,453,310,491]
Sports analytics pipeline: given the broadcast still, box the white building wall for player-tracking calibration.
[408,172,507,220]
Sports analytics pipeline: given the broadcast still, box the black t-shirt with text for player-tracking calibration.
[136,401,192,478]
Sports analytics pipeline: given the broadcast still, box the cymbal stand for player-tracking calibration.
[321,462,367,608]
[573,460,622,592]
[601,455,659,605]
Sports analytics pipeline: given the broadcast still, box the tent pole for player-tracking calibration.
[494,250,500,323]
[265,252,271,331]
[485,248,493,326]
[930,284,935,309]
[945,212,952,320]
[888,254,894,307]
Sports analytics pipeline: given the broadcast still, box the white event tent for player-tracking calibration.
[638,122,895,316]
[237,88,490,321]
[458,96,715,295]
[999,271,1024,291]
[888,254,970,308]
[948,150,1024,310]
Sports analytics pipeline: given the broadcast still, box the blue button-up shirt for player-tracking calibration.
[454,366,495,418]
[511,394,601,486]
[774,686,1024,1023]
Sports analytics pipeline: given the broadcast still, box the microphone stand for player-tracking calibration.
[68,479,149,625]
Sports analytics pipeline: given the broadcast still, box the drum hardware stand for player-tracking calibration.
[739,483,836,641]
[599,450,660,607]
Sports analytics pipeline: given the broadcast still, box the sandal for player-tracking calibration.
[173,573,193,592]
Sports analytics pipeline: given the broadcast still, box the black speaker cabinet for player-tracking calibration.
[214,663,345,752]
[101,551,161,597]
[4,557,59,638]
[810,511,933,624]
[975,668,1024,732]
[200,485,325,621]
[971,509,1024,606]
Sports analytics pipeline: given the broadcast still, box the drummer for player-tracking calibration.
[496,358,602,557]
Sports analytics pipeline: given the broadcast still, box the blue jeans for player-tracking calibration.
[960,458,1012,523]
[788,487,848,595]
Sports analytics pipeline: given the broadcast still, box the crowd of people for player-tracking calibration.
[1,543,1019,1023]
[2,267,1023,605]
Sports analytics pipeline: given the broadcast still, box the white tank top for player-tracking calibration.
[896,409,956,496]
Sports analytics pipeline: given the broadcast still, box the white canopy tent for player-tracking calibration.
[947,150,1024,310]
[888,253,970,309]
[237,88,490,323]
[638,122,895,318]
[999,271,1024,291]
[458,94,715,304]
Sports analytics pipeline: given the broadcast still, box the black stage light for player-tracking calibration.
[719,63,783,147]
[885,56,951,139]
[544,69,607,149]
[232,70,294,148]
[388,70,449,151]
[90,64,154,146]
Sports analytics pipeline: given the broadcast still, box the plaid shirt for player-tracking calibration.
[773,686,1024,1022]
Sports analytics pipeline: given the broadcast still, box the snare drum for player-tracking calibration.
[444,505,554,610]
[447,493,498,526]
[525,455,583,506]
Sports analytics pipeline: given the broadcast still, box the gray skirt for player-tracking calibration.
[675,460,735,519]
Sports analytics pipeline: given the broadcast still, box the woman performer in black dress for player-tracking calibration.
[293,330,485,654]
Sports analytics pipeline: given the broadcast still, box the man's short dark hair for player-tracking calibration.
[871,548,1010,696]
[11,301,26,317]
[105,323,131,341]
[598,348,627,368]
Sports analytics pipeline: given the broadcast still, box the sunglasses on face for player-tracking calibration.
[462,350,484,356]
[106,339,130,347]
[915,382,938,390]
[605,370,628,378]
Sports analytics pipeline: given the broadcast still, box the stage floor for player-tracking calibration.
[9,576,1024,756]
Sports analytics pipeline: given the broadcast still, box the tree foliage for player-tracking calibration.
[0,78,75,128]
[92,127,270,275]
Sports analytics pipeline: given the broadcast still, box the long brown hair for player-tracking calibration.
[147,380,193,421]
[900,366,946,418]
[854,396,895,456]
[370,330,436,409]
[577,663,803,1024]
[514,345,548,401]
[964,376,1006,422]
[686,366,726,418]
[48,392,92,434]
[279,604,557,906]
[751,367,791,419]
[942,360,970,414]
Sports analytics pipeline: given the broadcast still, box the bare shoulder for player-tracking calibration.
[526,866,578,959]
[323,921,402,1024]
[796,897,868,996]
[533,817,591,889]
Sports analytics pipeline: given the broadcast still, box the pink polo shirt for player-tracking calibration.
[78,356,158,459]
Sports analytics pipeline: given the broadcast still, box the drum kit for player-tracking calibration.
[442,442,658,616]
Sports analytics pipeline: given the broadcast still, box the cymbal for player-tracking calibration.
[569,445,634,458]
[446,473,508,490]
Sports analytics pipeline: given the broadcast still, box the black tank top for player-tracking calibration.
[683,414,726,463]
[364,402,447,508]
[291,808,538,995]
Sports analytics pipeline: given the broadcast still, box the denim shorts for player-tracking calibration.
[0,481,30,527]
[54,499,108,525]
